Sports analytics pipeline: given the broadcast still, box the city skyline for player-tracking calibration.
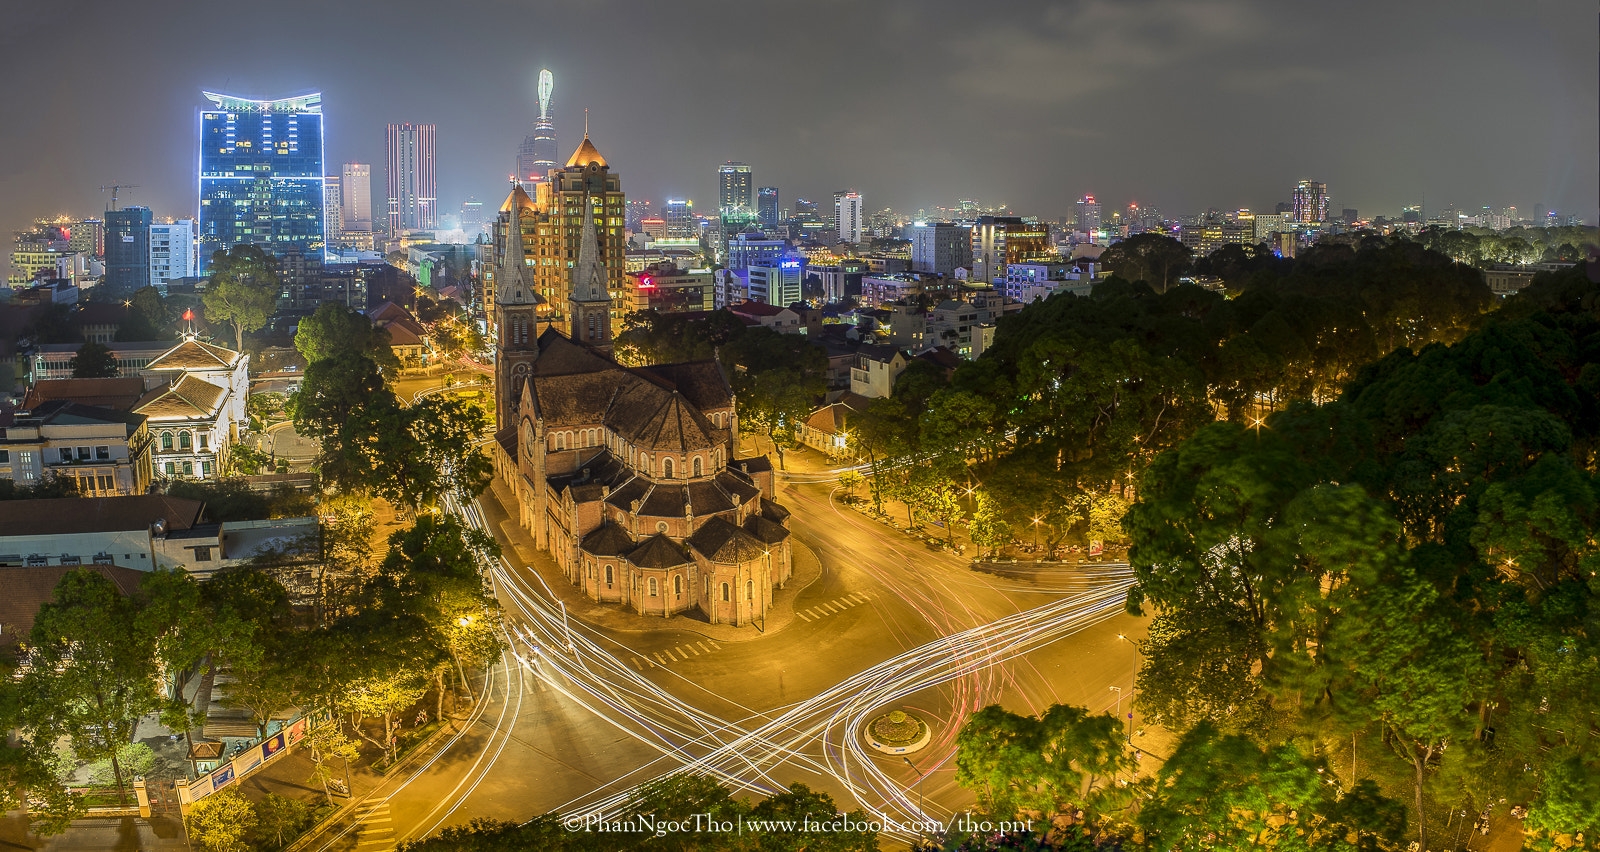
[0,0,1593,245]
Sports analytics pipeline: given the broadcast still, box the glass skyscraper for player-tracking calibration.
[198,91,325,270]
[105,206,153,293]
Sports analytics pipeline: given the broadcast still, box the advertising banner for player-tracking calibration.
[286,717,308,747]
[1089,540,1103,557]
[262,732,286,760]
[233,749,263,777]
[209,764,234,792]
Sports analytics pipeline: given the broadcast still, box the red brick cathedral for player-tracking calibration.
[490,136,792,626]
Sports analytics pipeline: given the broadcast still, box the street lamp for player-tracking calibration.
[1032,516,1042,550]
[902,756,926,818]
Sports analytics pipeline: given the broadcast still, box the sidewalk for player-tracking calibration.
[480,476,824,643]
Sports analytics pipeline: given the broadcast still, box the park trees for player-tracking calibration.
[721,326,826,469]
[955,703,1132,827]
[294,301,399,370]
[1121,268,1600,844]
[186,786,258,852]
[1097,232,1192,293]
[203,244,279,351]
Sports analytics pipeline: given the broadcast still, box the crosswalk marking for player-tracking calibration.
[654,652,668,664]
[685,644,701,656]
[796,610,813,622]
[696,641,712,653]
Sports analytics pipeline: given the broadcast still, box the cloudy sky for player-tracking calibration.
[0,0,1593,240]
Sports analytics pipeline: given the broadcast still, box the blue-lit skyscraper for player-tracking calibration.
[198,91,325,270]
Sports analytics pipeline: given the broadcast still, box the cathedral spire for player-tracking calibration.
[571,192,608,303]
[497,189,540,306]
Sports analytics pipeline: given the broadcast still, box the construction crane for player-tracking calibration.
[98,183,139,212]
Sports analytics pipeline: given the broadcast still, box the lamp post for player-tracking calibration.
[902,756,926,819]
[1032,516,1042,550]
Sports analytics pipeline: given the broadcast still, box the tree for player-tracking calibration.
[204,569,301,739]
[294,301,399,371]
[20,569,200,806]
[116,285,173,341]
[968,489,1012,558]
[721,326,827,469]
[0,471,81,501]
[70,340,119,377]
[255,792,313,849]
[1098,234,1193,292]
[343,668,429,766]
[302,721,360,802]
[203,244,280,350]
[0,742,87,836]
[955,703,1131,823]
[186,787,258,852]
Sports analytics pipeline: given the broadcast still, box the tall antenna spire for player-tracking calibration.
[584,108,589,137]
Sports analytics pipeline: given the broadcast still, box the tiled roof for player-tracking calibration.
[10,400,146,431]
[759,497,791,523]
[0,565,147,650]
[565,136,607,168]
[688,516,767,563]
[22,378,147,411]
[144,338,240,372]
[134,374,227,420]
[743,514,790,546]
[628,533,693,569]
[0,495,204,538]
[580,523,635,557]
[729,300,787,317]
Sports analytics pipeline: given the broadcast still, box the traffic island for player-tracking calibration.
[864,710,932,755]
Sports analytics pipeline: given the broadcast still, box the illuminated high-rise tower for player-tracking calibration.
[1291,180,1328,224]
[719,162,753,212]
[197,91,325,269]
[387,123,437,235]
[517,70,558,183]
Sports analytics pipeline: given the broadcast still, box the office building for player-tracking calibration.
[198,92,325,268]
[719,162,753,212]
[970,216,1051,283]
[518,69,557,183]
[757,187,780,227]
[727,233,786,272]
[105,207,153,293]
[639,218,667,240]
[911,222,972,276]
[341,163,373,232]
[1253,213,1286,242]
[622,262,715,313]
[387,123,437,235]
[323,176,342,235]
[834,190,863,244]
[1291,180,1328,224]
[746,260,803,307]
[150,220,197,287]
[664,199,696,239]
[1076,195,1102,234]
[460,197,486,235]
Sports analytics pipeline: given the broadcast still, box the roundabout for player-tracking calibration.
[863,709,932,755]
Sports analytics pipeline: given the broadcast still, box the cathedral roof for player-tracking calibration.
[565,136,607,169]
[628,534,693,569]
[636,361,735,412]
[688,516,768,564]
[609,388,717,453]
[759,497,791,523]
[743,514,790,546]
[580,523,634,557]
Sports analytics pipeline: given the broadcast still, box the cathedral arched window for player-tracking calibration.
[721,583,730,602]
[554,433,565,451]
[161,432,173,451]
[747,580,754,601]
[693,457,703,477]
[605,565,613,586]
[663,458,673,479]
[649,578,658,597]
[179,431,192,450]
[674,576,682,597]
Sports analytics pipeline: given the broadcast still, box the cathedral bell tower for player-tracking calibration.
[568,174,613,354]
[494,186,544,429]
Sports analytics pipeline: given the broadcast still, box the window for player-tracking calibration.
[77,446,91,460]
[198,434,208,450]
[59,448,74,463]
[674,576,682,597]
[648,578,658,596]
[161,432,173,451]
[202,462,212,477]
[98,475,113,491]
[0,450,8,463]
[747,580,754,601]
[605,565,613,586]
[79,476,93,492]
[662,458,673,479]
[96,445,109,460]
[193,547,213,562]
[693,457,703,477]
[165,462,176,475]
[721,583,730,602]
[19,452,34,480]
[182,461,193,475]
[179,432,192,450]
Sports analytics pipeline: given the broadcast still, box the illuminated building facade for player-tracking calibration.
[197,91,325,268]
[341,164,372,232]
[757,187,780,227]
[834,190,863,244]
[911,222,971,276]
[1075,195,1102,234]
[664,198,696,239]
[719,162,753,212]
[971,216,1051,283]
[387,123,437,234]
[1291,179,1328,224]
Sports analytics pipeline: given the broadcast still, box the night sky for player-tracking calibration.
[1,0,1593,241]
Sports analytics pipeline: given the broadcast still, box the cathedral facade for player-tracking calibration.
[491,136,792,627]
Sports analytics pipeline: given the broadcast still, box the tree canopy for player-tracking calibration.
[203,244,280,350]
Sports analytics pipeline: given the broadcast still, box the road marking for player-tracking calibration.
[796,611,813,622]
[707,640,721,650]
[363,816,393,823]
[820,603,840,614]
[696,641,712,653]
[684,644,701,656]
[849,593,869,604]
[654,652,668,664]
[831,597,852,608]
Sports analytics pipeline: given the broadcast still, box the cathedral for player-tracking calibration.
[491,135,792,627]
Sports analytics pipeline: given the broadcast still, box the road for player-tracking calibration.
[342,479,1145,849]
